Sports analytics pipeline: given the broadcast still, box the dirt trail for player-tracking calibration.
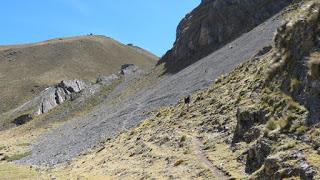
[193,137,229,180]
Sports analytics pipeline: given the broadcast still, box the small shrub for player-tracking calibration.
[17,143,30,147]
[3,151,31,162]
[290,78,300,92]
[296,126,307,135]
[278,117,289,129]
[289,123,301,133]
[174,159,184,166]
[308,55,320,79]
[311,129,320,140]
[278,142,296,151]
[180,135,186,142]
[266,119,279,131]
[203,142,216,151]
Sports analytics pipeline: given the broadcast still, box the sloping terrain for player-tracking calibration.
[1,0,318,179]
[0,35,157,114]
[47,1,320,179]
[17,1,289,167]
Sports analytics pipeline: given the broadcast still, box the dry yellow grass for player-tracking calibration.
[0,163,48,180]
[0,35,158,114]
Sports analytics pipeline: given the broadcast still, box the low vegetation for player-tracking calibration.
[3,151,31,162]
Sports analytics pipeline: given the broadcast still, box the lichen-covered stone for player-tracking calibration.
[253,150,316,179]
[232,106,266,143]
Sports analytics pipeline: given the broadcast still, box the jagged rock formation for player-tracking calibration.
[7,79,87,124]
[267,1,320,124]
[2,62,145,129]
[158,0,293,73]
[4,64,141,129]
[255,149,315,179]
[37,80,87,115]
[242,2,320,178]
[96,74,119,85]
[120,64,143,76]
[232,106,266,144]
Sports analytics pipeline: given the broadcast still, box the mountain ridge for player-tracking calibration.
[0,35,157,114]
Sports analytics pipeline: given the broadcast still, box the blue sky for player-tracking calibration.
[1,0,200,57]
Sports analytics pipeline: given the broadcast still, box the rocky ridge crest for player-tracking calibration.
[158,0,293,73]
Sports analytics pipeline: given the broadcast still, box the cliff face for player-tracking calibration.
[158,0,293,73]
[267,1,320,124]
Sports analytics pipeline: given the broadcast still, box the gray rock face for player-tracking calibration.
[9,79,87,120]
[38,87,61,114]
[158,0,293,73]
[59,80,86,93]
[246,138,273,173]
[233,106,266,144]
[268,2,320,124]
[254,150,316,179]
[37,80,87,115]
[96,74,119,85]
[120,64,143,76]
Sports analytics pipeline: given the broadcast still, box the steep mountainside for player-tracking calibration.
[0,35,157,114]
[15,5,288,168]
[158,0,293,73]
[1,0,319,179]
[48,1,320,179]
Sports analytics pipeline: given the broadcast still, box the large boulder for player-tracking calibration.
[59,80,86,93]
[232,106,266,143]
[120,64,143,76]
[37,79,87,115]
[9,79,87,120]
[37,87,61,114]
[96,74,119,85]
[245,138,273,173]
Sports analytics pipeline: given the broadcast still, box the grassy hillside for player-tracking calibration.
[0,35,158,113]
[1,1,319,179]
[45,1,319,178]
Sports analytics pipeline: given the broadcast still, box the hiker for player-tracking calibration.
[184,95,191,112]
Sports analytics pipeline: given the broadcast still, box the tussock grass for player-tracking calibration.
[308,53,320,79]
[3,151,31,162]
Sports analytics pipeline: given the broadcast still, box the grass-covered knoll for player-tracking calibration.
[0,35,158,114]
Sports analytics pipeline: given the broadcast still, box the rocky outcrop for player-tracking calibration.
[5,64,143,129]
[158,0,293,73]
[8,79,88,125]
[13,114,33,125]
[267,1,320,124]
[233,106,266,144]
[253,150,316,179]
[35,80,87,115]
[120,64,143,76]
[96,74,119,85]
[245,138,273,174]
